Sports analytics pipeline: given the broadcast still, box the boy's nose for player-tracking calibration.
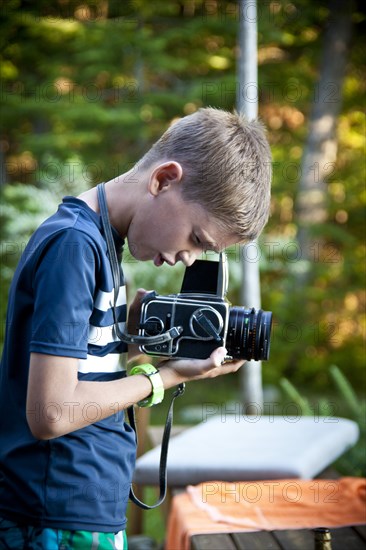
[178,251,197,267]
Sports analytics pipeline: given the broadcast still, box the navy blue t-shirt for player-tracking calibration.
[0,197,137,531]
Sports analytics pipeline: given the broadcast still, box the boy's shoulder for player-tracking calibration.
[19,196,110,272]
[35,195,117,247]
[39,196,102,240]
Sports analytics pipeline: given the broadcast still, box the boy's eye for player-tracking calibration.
[193,234,219,254]
[194,235,206,250]
[194,235,209,253]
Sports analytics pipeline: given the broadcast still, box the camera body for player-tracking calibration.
[139,292,229,360]
[138,254,272,361]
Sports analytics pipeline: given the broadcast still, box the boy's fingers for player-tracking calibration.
[185,347,227,370]
[137,288,154,299]
[135,288,147,299]
[210,346,228,368]
[130,288,152,306]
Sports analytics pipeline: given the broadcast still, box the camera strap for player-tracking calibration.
[97,182,185,509]
[127,383,185,509]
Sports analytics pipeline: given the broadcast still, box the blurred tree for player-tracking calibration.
[295,0,353,277]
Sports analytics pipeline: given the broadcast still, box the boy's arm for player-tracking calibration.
[26,350,243,440]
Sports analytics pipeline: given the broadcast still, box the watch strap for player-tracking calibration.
[130,364,164,407]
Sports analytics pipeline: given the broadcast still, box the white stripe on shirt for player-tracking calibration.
[88,321,126,346]
[78,352,127,373]
[94,285,127,312]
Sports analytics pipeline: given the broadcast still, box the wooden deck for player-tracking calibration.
[191,524,366,549]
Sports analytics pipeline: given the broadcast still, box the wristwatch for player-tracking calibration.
[129,364,165,407]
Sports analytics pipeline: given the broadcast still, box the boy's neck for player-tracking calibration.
[78,170,141,239]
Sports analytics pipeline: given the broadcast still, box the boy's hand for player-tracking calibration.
[127,288,152,361]
[127,288,151,334]
[158,347,245,388]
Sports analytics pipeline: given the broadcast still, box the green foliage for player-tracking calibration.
[280,367,366,477]
[279,378,313,416]
[329,364,362,420]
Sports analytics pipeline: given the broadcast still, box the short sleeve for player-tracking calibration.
[30,229,99,359]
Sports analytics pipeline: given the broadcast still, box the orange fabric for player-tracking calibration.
[165,477,366,550]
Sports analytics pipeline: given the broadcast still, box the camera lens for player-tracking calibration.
[227,307,272,361]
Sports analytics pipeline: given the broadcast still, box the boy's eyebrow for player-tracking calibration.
[199,230,221,253]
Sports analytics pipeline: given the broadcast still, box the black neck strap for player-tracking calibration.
[96,182,185,509]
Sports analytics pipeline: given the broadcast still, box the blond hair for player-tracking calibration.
[139,107,272,242]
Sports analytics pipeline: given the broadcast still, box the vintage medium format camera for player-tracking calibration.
[138,253,272,361]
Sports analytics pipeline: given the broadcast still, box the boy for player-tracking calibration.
[0,108,272,548]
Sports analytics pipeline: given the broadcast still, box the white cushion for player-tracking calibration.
[134,415,359,486]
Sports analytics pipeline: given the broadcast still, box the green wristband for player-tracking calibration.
[130,364,165,407]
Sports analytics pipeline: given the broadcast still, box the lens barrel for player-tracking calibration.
[227,307,272,361]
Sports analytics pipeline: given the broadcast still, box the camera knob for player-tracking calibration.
[141,317,164,336]
[190,308,223,342]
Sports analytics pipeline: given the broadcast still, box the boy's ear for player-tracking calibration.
[148,161,183,196]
